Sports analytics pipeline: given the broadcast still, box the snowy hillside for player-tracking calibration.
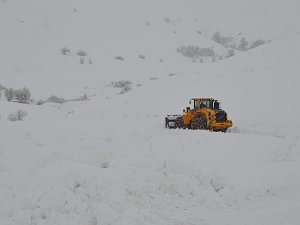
[1,0,300,225]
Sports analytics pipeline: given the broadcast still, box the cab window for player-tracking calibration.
[194,100,199,110]
[200,100,210,108]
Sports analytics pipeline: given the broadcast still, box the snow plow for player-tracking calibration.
[165,98,232,132]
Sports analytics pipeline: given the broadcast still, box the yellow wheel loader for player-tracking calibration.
[165,98,232,132]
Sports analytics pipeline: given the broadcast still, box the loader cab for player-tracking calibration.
[213,100,220,109]
[200,99,211,109]
[191,98,215,110]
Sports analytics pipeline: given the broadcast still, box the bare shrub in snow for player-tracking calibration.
[8,110,27,121]
[212,31,267,51]
[177,45,215,58]
[36,99,46,105]
[3,87,31,103]
[44,94,89,104]
[71,93,89,101]
[212,31,223,43]
[120,86,131,94]
[80,57,85,64]
[210,178,224,192]
[212,31,234,47]
[100,161,110,168]
[163,17,172,23]
[15,87,31,103]
[238,37,249,51]
[111,80,132,89]
[47,95,66,104]
[226,49,235,58]
[61,47,70,55]
[77,50,88,57]
[139,54,146,59]
[111,80,132,94]
[79,93,88,101]
[163,17,170,23]
[249,39,266,49]
[5,88,15,102]
[162,17,176,25]
[115,56,125,61]
[77,50,88,64]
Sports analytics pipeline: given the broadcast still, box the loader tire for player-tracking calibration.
[191,117,207,130]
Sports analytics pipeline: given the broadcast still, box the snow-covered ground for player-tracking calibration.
[1,0,300,225]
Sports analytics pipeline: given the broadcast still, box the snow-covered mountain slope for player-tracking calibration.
[1,0,300,225]
[1,0,300,97]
